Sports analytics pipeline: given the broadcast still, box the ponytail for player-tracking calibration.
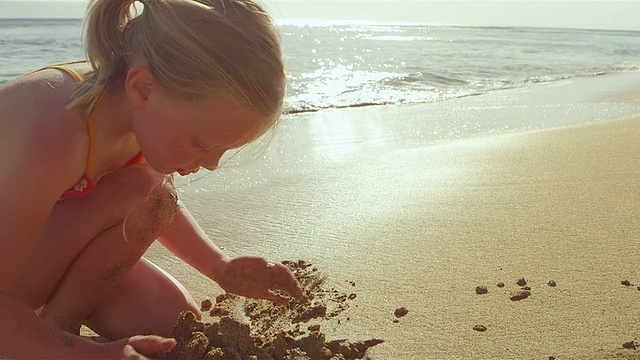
[66,0,138,115]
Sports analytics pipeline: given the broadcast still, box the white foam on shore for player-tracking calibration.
[281,70,640,146]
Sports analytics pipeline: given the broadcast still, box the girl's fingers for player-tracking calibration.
[128,336,176,356]
[270,264,303,298]
[263,290,292,305]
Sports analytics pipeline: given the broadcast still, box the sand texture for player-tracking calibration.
[163,260,382,360]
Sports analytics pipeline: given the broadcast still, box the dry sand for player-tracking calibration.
[96,73,640,359]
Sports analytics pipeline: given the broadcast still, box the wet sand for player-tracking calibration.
[141,73,639,359]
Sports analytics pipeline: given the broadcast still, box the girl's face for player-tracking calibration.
[133,88,271,175]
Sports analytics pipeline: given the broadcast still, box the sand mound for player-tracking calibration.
[162,260,383,360]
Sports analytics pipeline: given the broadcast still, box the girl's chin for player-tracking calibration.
[176,168,199,176]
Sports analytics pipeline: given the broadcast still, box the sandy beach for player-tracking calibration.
[139,73,640,359]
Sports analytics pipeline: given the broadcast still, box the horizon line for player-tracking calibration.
[1,17,639,33]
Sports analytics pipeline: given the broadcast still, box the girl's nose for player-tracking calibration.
[201,149,226,171]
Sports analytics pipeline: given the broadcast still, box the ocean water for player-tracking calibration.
[1,18,639,114]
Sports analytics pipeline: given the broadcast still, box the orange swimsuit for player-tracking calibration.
[35,63,146,200]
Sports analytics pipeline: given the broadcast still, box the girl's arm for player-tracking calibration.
[0,298,175,360]
[0,295,103,359]
[158,200,303,303]
[157,200,231,283]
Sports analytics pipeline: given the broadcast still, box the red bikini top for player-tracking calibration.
[59,152,145,200]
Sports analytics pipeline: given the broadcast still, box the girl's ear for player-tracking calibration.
[125,67,156,108]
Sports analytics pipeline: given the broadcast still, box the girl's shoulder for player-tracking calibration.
[3,69,83,135]
[0,67,90,181]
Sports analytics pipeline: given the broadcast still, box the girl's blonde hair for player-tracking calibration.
[68,0,285,120]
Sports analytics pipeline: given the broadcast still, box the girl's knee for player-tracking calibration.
[130,166,178,226]
[100,165,178,238]
[113,165,176,208]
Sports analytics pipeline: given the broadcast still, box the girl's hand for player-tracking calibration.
[104,335,176,360]
[217,256,303,305]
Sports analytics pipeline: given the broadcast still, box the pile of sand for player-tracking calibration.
[162,260,383,360]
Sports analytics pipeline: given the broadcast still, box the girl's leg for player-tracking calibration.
[7,164,197,337]
[84,257,200,339]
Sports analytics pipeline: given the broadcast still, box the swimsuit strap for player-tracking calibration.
[85,119,97,176]
[45,65,85,82]
[121,151,145,168]
[29,60,88,81]
[32,62,97,177]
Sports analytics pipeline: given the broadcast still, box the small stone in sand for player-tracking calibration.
[516,278,527,286]
[475,286,488,295]
[209,306,229,317]
[548,356,556,360]
[622,280,633,286]
[622,341,638,350]
[200,299,212,312]
[509,290,531,301]
[521,286,531,291]
[394,307,409,318]
[548,280,557,287]
[496,282,505,288]
[473,325,487,332]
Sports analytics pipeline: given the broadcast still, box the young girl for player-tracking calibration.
[0,0,302,358]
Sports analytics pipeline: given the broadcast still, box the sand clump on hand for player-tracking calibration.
[162,260,383,359]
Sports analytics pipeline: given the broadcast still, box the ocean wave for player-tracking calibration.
[282,65,640,115]
[610,62,640,71]
[284,100,398,115]
[383,72,469,87]
[364,35,435,42]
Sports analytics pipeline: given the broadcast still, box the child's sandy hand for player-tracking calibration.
[106,335,176,360]
[217,256,303,305]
